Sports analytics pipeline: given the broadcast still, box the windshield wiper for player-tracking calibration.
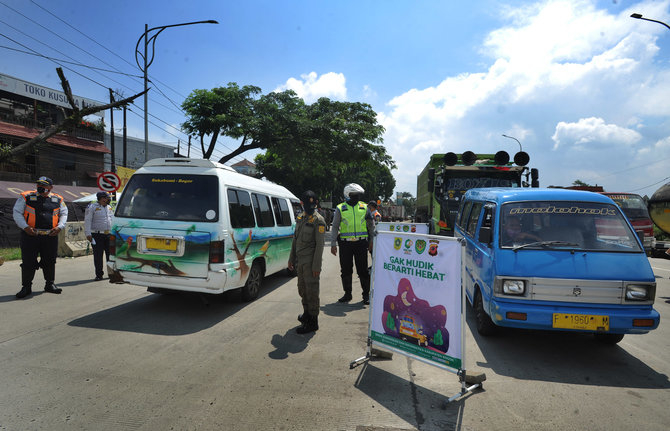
[512,240,580,252]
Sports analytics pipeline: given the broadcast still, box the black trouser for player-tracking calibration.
[20,231,58,288]
[91,232,110,278]
[338,239,370,298]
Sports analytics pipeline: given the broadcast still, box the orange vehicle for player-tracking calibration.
[398,316,428,347]
[600,193,655,253]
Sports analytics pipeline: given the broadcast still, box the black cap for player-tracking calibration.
[96,191,111,200]
[36,176,53,186]
[368,201,378,208]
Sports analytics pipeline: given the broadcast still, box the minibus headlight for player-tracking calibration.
[502,280,525,295]
[625,284,654,301]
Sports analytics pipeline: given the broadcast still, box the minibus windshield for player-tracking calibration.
[500,201,642,252]
[116,174,219,222]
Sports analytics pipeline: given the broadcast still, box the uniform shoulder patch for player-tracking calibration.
[318,225,325,234]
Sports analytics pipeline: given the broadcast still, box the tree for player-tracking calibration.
[572,179,594,187]
[0,68,146,163]
[397,192,416,217]
[181,84,396,200]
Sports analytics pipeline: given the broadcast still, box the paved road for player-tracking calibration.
[1,247,669,431]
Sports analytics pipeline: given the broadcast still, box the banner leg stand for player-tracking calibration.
[446,239,485,403]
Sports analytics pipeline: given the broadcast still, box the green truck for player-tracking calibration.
[415,151,539,235]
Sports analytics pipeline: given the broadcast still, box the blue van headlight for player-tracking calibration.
[502,280,526,295]
[625,284,655,301]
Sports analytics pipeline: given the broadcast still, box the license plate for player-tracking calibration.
[145,237,178,252]
[553,313,609,331]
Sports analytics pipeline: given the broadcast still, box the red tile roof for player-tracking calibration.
[0,121,110,154]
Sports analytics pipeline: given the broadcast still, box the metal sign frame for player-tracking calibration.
[350,230,482,403]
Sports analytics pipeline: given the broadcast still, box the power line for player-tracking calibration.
[0,45,143,77]
[625,176,670,193]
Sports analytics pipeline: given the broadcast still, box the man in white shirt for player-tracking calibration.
[84,191,113,281]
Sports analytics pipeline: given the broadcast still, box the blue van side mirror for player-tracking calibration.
[479,227,492,245]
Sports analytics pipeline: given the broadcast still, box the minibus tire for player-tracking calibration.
[241,263,263,302]
[594,333,624,344]
[474,290,497,336]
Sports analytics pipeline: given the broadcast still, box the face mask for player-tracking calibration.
[303,204,316,215]
[37,187,47,194]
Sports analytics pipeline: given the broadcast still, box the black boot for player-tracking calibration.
[44,282,62,294]
[16,286,32,299]
[338,292,352,303]
[297,314,318,334]
[298,305,308,323]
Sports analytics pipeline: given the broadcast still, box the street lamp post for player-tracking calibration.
[502,134,523,152]
[135,20,218,162]
[631,13,670,31]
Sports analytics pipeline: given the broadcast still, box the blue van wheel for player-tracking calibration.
[594,333,624,344]
[241,263,262,302]
[474,290,497,336]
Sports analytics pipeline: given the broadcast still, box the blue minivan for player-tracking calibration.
[455,188,659,344]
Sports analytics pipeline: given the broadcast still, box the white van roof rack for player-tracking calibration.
[143,158,235,171]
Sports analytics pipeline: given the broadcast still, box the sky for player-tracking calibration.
[1,0,670,199]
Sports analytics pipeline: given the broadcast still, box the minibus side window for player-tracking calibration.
[466,202,483,236]
[227,189,255,228]
[272,197,292,226]
[478,204,495,245]
[251,193,275,227]
[458,200,473,229]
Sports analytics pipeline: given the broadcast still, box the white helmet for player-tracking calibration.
[343,183,365,199]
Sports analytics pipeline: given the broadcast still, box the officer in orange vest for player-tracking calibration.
[12,176,68,299]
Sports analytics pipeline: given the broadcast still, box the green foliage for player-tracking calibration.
[0,247,21,262]
[182,84,396,200]
[572,179,593,187]
[397,192,416,216]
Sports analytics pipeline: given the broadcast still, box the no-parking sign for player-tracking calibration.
[97,171,121,192]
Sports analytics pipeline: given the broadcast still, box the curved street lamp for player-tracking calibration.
[502,134,523,152]
[631,13,670,31]
[135,20,218,162]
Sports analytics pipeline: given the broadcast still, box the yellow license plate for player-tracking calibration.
[553,313,609,331]
[146,237,178,252]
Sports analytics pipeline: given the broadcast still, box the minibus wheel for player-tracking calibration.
[594,333,624,344]
[474,289,497,336]
[241,262,263,302]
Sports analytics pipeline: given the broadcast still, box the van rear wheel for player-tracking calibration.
[241,263,262,302]
[594,333,624,344]
[474,290,497,336]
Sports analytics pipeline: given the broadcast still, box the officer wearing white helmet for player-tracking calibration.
[330,183,374,304]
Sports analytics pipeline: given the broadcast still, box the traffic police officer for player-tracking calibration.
[84,191,114,281]
[13,176,68,299]
[330,183,374,304]
[288,190,326,334]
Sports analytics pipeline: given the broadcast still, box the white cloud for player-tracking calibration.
[275,71,347,103]
[379,0,670,197]
[551,117,642,150]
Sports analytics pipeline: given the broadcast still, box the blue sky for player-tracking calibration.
[1,0,670,199]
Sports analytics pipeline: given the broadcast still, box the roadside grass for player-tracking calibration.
[0,247,21,262]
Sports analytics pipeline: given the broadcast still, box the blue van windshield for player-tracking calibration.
[116,174,219,222]
[500,201,642,252]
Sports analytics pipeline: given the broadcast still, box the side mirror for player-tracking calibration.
[479,226,492,245]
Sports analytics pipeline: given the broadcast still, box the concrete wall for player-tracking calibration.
[58,221,93,258]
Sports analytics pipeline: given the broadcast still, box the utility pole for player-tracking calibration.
[123,105,127,168]
[109,88,115,172]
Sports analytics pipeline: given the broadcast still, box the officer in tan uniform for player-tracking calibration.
[288,190,326,334]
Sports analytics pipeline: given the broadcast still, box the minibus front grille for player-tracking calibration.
[529,278,623,304]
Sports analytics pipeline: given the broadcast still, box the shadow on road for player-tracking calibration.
[268,327,315,359]
[354,361,466,430]
[320,300,366,317]
[465,305,670,389]
[68,272,292,336]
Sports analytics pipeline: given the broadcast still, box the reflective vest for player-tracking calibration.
[21,190,63,229]
[337,201,368,240]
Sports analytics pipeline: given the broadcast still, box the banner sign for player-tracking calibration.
[376,222,429,235]
[0,73,104,117]
[370,231,462,370]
